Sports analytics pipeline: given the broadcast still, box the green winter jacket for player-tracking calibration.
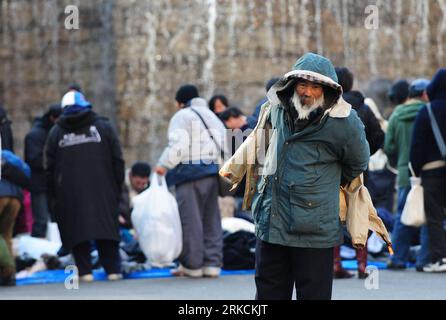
[384,99,425,188]
[250,53,370,248]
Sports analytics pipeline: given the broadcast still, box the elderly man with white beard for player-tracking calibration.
[222,53,370,300]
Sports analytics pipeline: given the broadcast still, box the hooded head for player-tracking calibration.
[427,68,446,101]
[41,103,62,128]
[268,53,343,115]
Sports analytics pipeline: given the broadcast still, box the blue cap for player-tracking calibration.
[61,91,91,108]
[409,79,430,96]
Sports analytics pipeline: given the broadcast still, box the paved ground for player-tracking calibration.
[1,269,445,300]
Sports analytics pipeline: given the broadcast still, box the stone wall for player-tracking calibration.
[1,0,445,166]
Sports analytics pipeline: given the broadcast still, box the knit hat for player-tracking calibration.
[175,84,199,104]
[388,80,410,105]
[61,91,91,109]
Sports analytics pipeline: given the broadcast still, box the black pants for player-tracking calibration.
[72,240,121,276]
[255,239,334,300]
[422,167,446,263]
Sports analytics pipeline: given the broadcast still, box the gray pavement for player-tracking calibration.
[1,269,446,300]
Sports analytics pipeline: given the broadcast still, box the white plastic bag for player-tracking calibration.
[131,173,182,267]
[14,235,61,260]
[46,222,62,244]
[401,164,426,227]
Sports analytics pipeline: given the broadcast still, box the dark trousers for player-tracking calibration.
[422,167,446,263]
[72,240,121,276]
[255,239,334,300]
[31,192,51,238]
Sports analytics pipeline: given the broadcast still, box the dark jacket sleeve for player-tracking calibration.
[44,127,58,198]
[118,184,132,228]
[340,114,371,184]
[364,105,385,156]
[410,108,428,176]
[105,122,125,191]
[25,130,46,171]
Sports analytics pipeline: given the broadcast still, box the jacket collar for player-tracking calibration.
[323,96,352,119]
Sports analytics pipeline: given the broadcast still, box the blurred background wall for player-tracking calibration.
[0,0,445,164]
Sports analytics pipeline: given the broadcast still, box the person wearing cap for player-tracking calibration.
[25,103,62,238]
[45,91,125,282]
[154,84,227,278]
[410,69,446,272]
[384,78,431,271]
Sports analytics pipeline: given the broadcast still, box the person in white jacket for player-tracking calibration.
[155,84,226,278]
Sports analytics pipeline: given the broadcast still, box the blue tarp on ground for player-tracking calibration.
[16,268,257,286]
[16,260,390,286]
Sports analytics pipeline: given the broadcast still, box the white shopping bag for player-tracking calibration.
[46,222,62,244]
[15,235,61,260]
[401,164,426,227]
[131,173,182,267]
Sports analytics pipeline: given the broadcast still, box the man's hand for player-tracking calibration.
[222,172,232,178]
[154,166,167,176]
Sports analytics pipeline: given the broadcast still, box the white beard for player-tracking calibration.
[291,92,325,120]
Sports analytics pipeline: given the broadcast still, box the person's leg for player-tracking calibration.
[71,241,93,276]
[416,225,431,269]
[0,198,21,284]
[199,177,223,274]
[422,172,446,264]
[255,239,294,300]
[175,181,204,271]
[389,187,415,267]
[96,239,121,275]
[292,247,334,300]
[31,192,51,238]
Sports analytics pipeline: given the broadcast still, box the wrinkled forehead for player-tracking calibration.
[295,78,324,88]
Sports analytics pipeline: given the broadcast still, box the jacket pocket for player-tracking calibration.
[287,189,324,234]
[251,177,270,226]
